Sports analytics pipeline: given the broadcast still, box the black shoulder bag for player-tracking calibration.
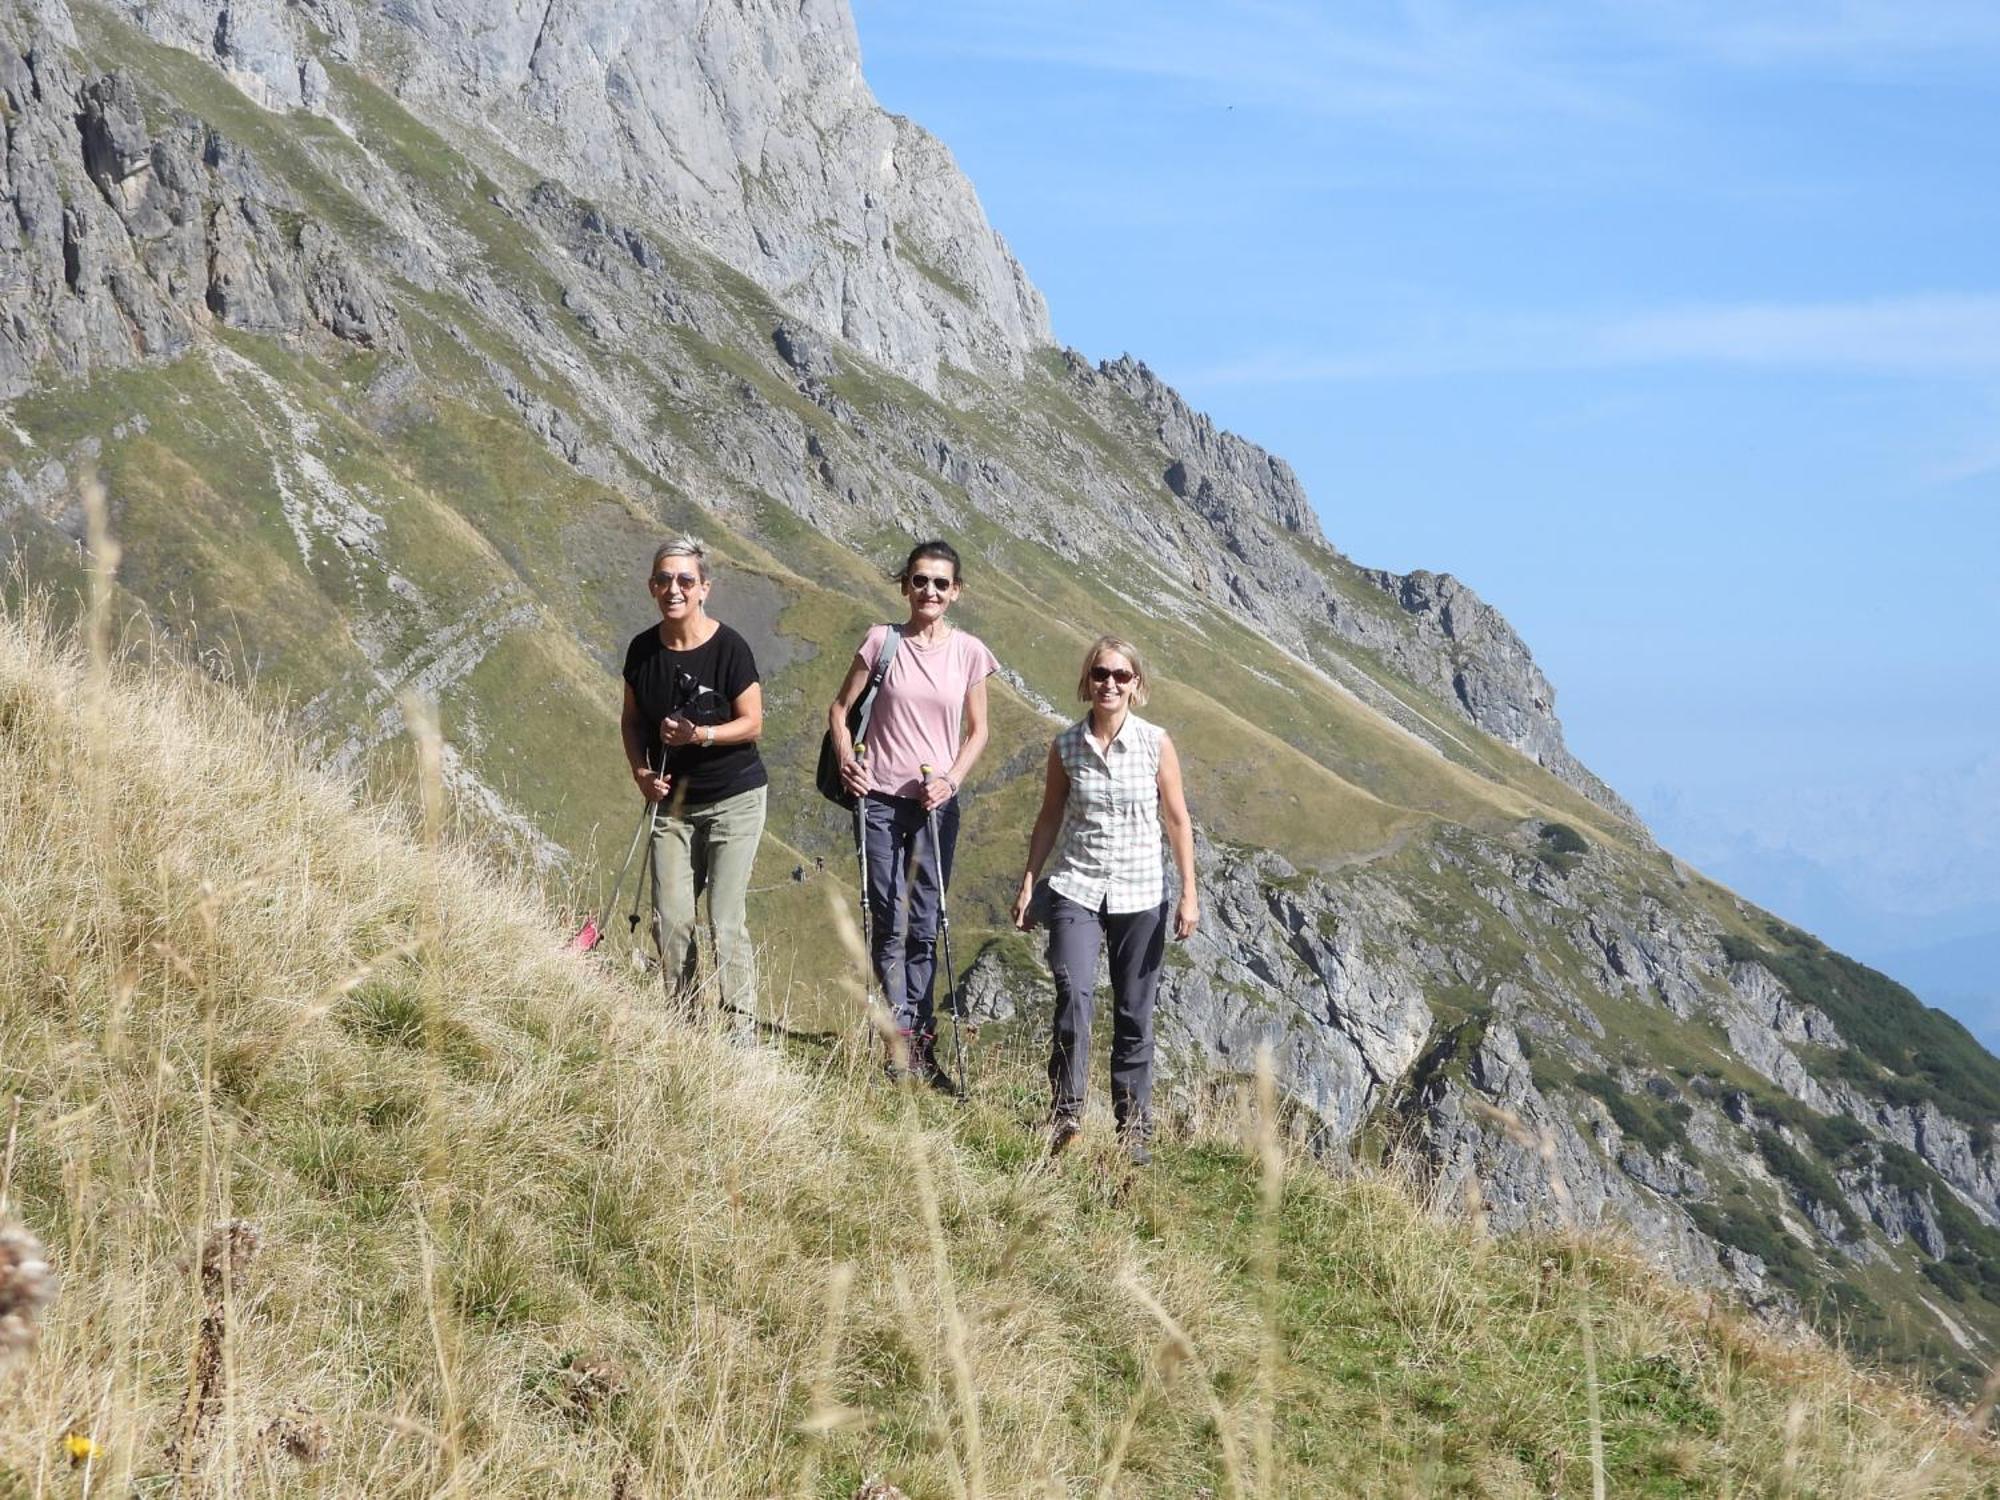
[815,626,902,808]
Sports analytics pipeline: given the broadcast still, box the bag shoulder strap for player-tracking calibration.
[871,622,902,682]
[852,624,902,744]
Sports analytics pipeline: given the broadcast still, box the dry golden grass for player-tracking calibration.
[0,598,1994,1498]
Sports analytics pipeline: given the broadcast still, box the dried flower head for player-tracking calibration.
[855,1479,909,1500]
[0,1221,56,1361]
[198,1219,262,1295]
[558,1349,629,1417]
[262,1406,330,1465]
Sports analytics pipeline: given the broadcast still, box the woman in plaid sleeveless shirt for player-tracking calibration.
[1012,636,1199,1163]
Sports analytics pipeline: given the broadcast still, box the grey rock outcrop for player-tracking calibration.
[1101,355,1322,543]
[1155,838,1433,1142]
[1420,1018,1732,1291]
[1080,356,1636,820]
[956,945,1018,1025]
[108,0,1048,391]
[0,43,400,397]
[1847,1164,1949,1256]
[1363,568,1634,819]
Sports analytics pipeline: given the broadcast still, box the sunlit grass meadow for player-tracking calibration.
[0,598,1994,1497]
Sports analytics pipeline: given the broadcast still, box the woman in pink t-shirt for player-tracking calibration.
[826,540,1000,1083]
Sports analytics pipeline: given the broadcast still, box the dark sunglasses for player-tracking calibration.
[1090,666,1136,685]
[907,573,955,593]
[651,571,701,591]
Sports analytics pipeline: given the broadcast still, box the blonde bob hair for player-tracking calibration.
[1076,635,1150,707]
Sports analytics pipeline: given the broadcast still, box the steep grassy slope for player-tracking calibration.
[6,0,2000,1399]
[4,613,1998,1497]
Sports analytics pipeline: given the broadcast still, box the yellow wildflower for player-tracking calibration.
[63,1433,102,1464]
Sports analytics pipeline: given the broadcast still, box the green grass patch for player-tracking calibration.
[1753,1129,1862,1239]
[1573,1072,1692,1157]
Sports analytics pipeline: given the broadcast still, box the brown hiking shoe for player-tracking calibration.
[913,1030,958,1093]
[884,1029,915,1084]
[1048,1114,1081,1157]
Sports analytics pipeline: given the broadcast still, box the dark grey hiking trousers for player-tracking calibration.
[862,792,960,1035]
[1045,891,1167,1136]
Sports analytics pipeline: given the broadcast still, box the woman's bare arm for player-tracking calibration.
[1011,743,1071,929]
[1157,733,1199,939]
[825,650,876,796]
[926,676,991,810]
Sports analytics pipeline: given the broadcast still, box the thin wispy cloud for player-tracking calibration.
[859,0,2000,138]
[1607,0,2000,65]
[1606,297,2000,372]
[858,0,1641,132]
[1187,295,2000,386]
[1923,388,2000,486]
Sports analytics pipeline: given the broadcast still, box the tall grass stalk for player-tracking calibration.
[907,1123,987,1499]
[1250,1047,1284,1498]
[1,1096,19,1216]
[1117,1268,1246,1499]
[1091,1335,1153,1498]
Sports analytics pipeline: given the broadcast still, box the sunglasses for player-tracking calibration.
[1090,666,1136,685]
[907,573,955,593]
[651,571,701,591]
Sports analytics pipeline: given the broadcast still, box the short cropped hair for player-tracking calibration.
[1076,635,1150,707]
[651,537,710,583]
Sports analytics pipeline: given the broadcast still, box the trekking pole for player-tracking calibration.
[628,792,662,965]
[852,742,875,1008]
[569,779,656,953]
[920,765,969,1099]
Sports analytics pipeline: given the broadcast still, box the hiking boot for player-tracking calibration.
[913,1030,957,1093]
[1118,1117,1153,1167]
[883,1029,915,1084]
[1048,1113,1082,1157]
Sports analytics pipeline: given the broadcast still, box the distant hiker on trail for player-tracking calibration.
[826,539,998,1083]
[621,538,768,1040]
[1012,636,1198,1164]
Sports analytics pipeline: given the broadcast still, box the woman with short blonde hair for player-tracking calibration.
[619,537,768,1038]
[1012,635,1198,1163]
[1074,635,1149,705]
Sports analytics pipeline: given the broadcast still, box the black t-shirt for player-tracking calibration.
[623,621,768,806]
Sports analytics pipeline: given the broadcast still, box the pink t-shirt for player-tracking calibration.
[855,624,1000,799]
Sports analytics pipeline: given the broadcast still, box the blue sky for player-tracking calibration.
[850,0,2000,1043]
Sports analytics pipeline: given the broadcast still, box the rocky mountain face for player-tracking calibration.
[5,0,1998,1388]
[93,0,1050,390]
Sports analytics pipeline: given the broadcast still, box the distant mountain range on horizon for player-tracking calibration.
[1641,755,2000,1046]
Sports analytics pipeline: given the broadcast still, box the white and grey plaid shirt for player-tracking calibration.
[1046,713,1166,915]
